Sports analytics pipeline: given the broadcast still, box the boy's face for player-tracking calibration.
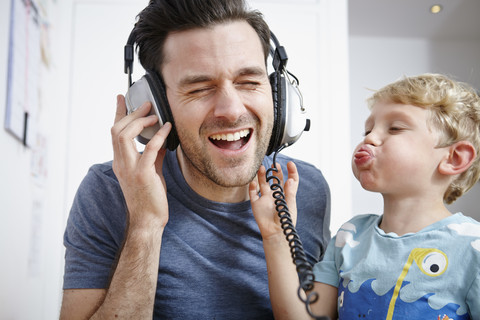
[160,21,273,190]
[352,101,449,198]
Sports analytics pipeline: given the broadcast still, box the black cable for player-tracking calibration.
[266,147,330,320]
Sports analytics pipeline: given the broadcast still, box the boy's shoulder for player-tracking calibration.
[340,213,380,230]
[445,213,480,238]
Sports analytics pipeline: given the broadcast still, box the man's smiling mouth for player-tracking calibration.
[209,129,251,150]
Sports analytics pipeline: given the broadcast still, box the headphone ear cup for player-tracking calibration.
[268,71,286,155]
[144,70,180,150]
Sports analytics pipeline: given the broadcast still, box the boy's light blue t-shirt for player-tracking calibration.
[314,213,480,319]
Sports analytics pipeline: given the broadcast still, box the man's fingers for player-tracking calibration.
[112,96,160,170]
[114,95,127,124]
[140,122,172,167]
[114,99,152,129]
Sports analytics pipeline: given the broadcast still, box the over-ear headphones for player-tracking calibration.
[267,32,310,155]
[124,28,310,154]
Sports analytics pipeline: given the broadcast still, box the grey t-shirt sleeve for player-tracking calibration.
[63,162,126,289]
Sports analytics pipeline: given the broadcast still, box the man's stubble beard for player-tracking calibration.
[176,119,273,188]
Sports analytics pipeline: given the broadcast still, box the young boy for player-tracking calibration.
[250,73,480,320]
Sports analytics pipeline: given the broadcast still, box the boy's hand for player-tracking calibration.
[249,161,299,241]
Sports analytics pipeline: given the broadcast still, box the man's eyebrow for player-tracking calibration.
[237,66,266,77]
[178,66,266,87]
[178,75,213,87]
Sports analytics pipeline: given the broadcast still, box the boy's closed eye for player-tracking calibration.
[388,126,404,133]
[388,121,410,133]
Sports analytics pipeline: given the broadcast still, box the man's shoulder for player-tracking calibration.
[268,153,322,174]
[88,160,115,175]
[85,161,117,181]
[76,161,119,194]
[265,154,330,201]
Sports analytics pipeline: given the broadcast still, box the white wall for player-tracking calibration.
[349,36,480,221]
[0,0,349,319]
[0,0,73,319]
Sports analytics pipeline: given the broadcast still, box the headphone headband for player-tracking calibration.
[124,29,136,87]
[270,32,288,72]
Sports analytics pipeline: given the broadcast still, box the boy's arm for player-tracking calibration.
[250,162,337,320]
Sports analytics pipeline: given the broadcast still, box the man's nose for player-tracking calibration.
[212,84,247,121]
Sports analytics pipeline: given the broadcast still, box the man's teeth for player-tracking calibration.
[210,129,250,141]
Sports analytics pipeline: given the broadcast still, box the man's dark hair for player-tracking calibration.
[134,0,271,73]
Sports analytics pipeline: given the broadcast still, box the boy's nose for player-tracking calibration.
[363,130,381,146]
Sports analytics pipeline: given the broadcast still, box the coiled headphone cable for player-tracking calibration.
[266,147,330,320]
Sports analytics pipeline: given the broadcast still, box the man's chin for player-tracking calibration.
[210,166,257,188]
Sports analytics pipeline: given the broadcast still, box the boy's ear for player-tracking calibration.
[438,141,477,176]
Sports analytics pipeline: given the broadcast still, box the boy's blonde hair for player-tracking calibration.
[367,73,480,204]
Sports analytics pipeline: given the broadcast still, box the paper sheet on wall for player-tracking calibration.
[4,0,41,147]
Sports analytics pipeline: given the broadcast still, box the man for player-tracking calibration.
[60,1,330,319]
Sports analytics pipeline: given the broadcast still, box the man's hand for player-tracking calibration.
[111,95,172,227]
[60,95,174,320]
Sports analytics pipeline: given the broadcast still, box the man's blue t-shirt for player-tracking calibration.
[314,213,480,319]
[63,150,331,319]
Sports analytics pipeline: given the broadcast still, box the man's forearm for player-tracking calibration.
[91,219,164,319]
